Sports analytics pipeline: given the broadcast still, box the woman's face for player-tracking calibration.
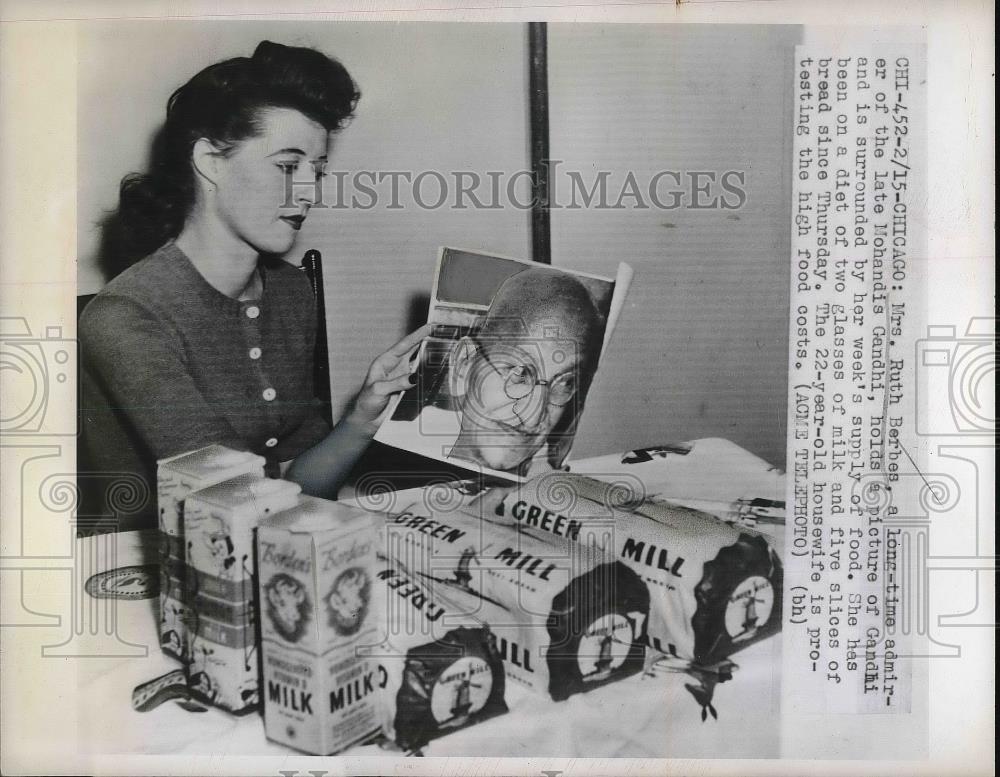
[211,106,329,255]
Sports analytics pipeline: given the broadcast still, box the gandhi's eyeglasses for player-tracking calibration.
[473,340,578,407]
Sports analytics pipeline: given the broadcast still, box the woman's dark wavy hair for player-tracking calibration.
[103,41,359,276]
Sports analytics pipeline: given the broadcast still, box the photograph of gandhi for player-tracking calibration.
[375,248,616,479]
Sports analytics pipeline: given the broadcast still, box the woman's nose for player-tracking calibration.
[292,168,320,206]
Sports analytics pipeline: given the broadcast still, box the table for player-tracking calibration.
[76,439,784,758]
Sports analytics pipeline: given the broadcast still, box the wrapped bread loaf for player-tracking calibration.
[371,561,508,751]
[487,471,782,666]
[377,506,652,701]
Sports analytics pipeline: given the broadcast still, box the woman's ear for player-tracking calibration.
[191,137,225,191]
[449,337,478,398]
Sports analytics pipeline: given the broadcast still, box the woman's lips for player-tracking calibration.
[280,215,305,230]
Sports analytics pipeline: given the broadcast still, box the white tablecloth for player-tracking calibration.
[76,438,784,758]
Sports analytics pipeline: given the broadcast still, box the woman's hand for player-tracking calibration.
[345,323,434,432]
[288,324,432,500]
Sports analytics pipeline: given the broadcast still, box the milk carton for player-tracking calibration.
[156,445,265,662]
[256,496,380,754]
[183,474,300,712]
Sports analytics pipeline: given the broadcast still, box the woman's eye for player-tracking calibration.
[276,161,299,174]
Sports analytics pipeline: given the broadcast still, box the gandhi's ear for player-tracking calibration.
[449,337,478,398]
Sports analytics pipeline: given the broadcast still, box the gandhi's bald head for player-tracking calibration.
[448,267,605,474]
[478,268,603,369]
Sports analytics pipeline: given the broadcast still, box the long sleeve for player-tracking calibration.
[78,244,365,530]
[284,415,373,499]
[80,293,247,460]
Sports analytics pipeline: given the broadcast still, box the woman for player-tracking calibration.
[79,41,428,531]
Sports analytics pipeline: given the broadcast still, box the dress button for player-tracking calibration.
[246,306,260,319]
[265,437,278,448]
[262,388,276,401]
[249,347,262,360]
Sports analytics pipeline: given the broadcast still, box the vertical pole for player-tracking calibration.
[528,22,551,264]
[301,249,333,426]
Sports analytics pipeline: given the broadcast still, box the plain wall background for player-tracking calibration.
[548,24,799,467]
[77,21,796,469]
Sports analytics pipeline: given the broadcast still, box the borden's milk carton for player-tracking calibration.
[183,474,300,712]
[257,496,380,754]
[157,445,266,662]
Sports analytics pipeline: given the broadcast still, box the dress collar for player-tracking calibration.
[159,242,267,314]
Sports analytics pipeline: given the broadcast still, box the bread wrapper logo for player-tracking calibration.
[429,656,493,726]
[390,625,508,751]
[577,613,636,682]
[325,566,371,637]
[546,562,650,701]
[724,575,774,643]
[693,533,782,664]
[264,573,311,644]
